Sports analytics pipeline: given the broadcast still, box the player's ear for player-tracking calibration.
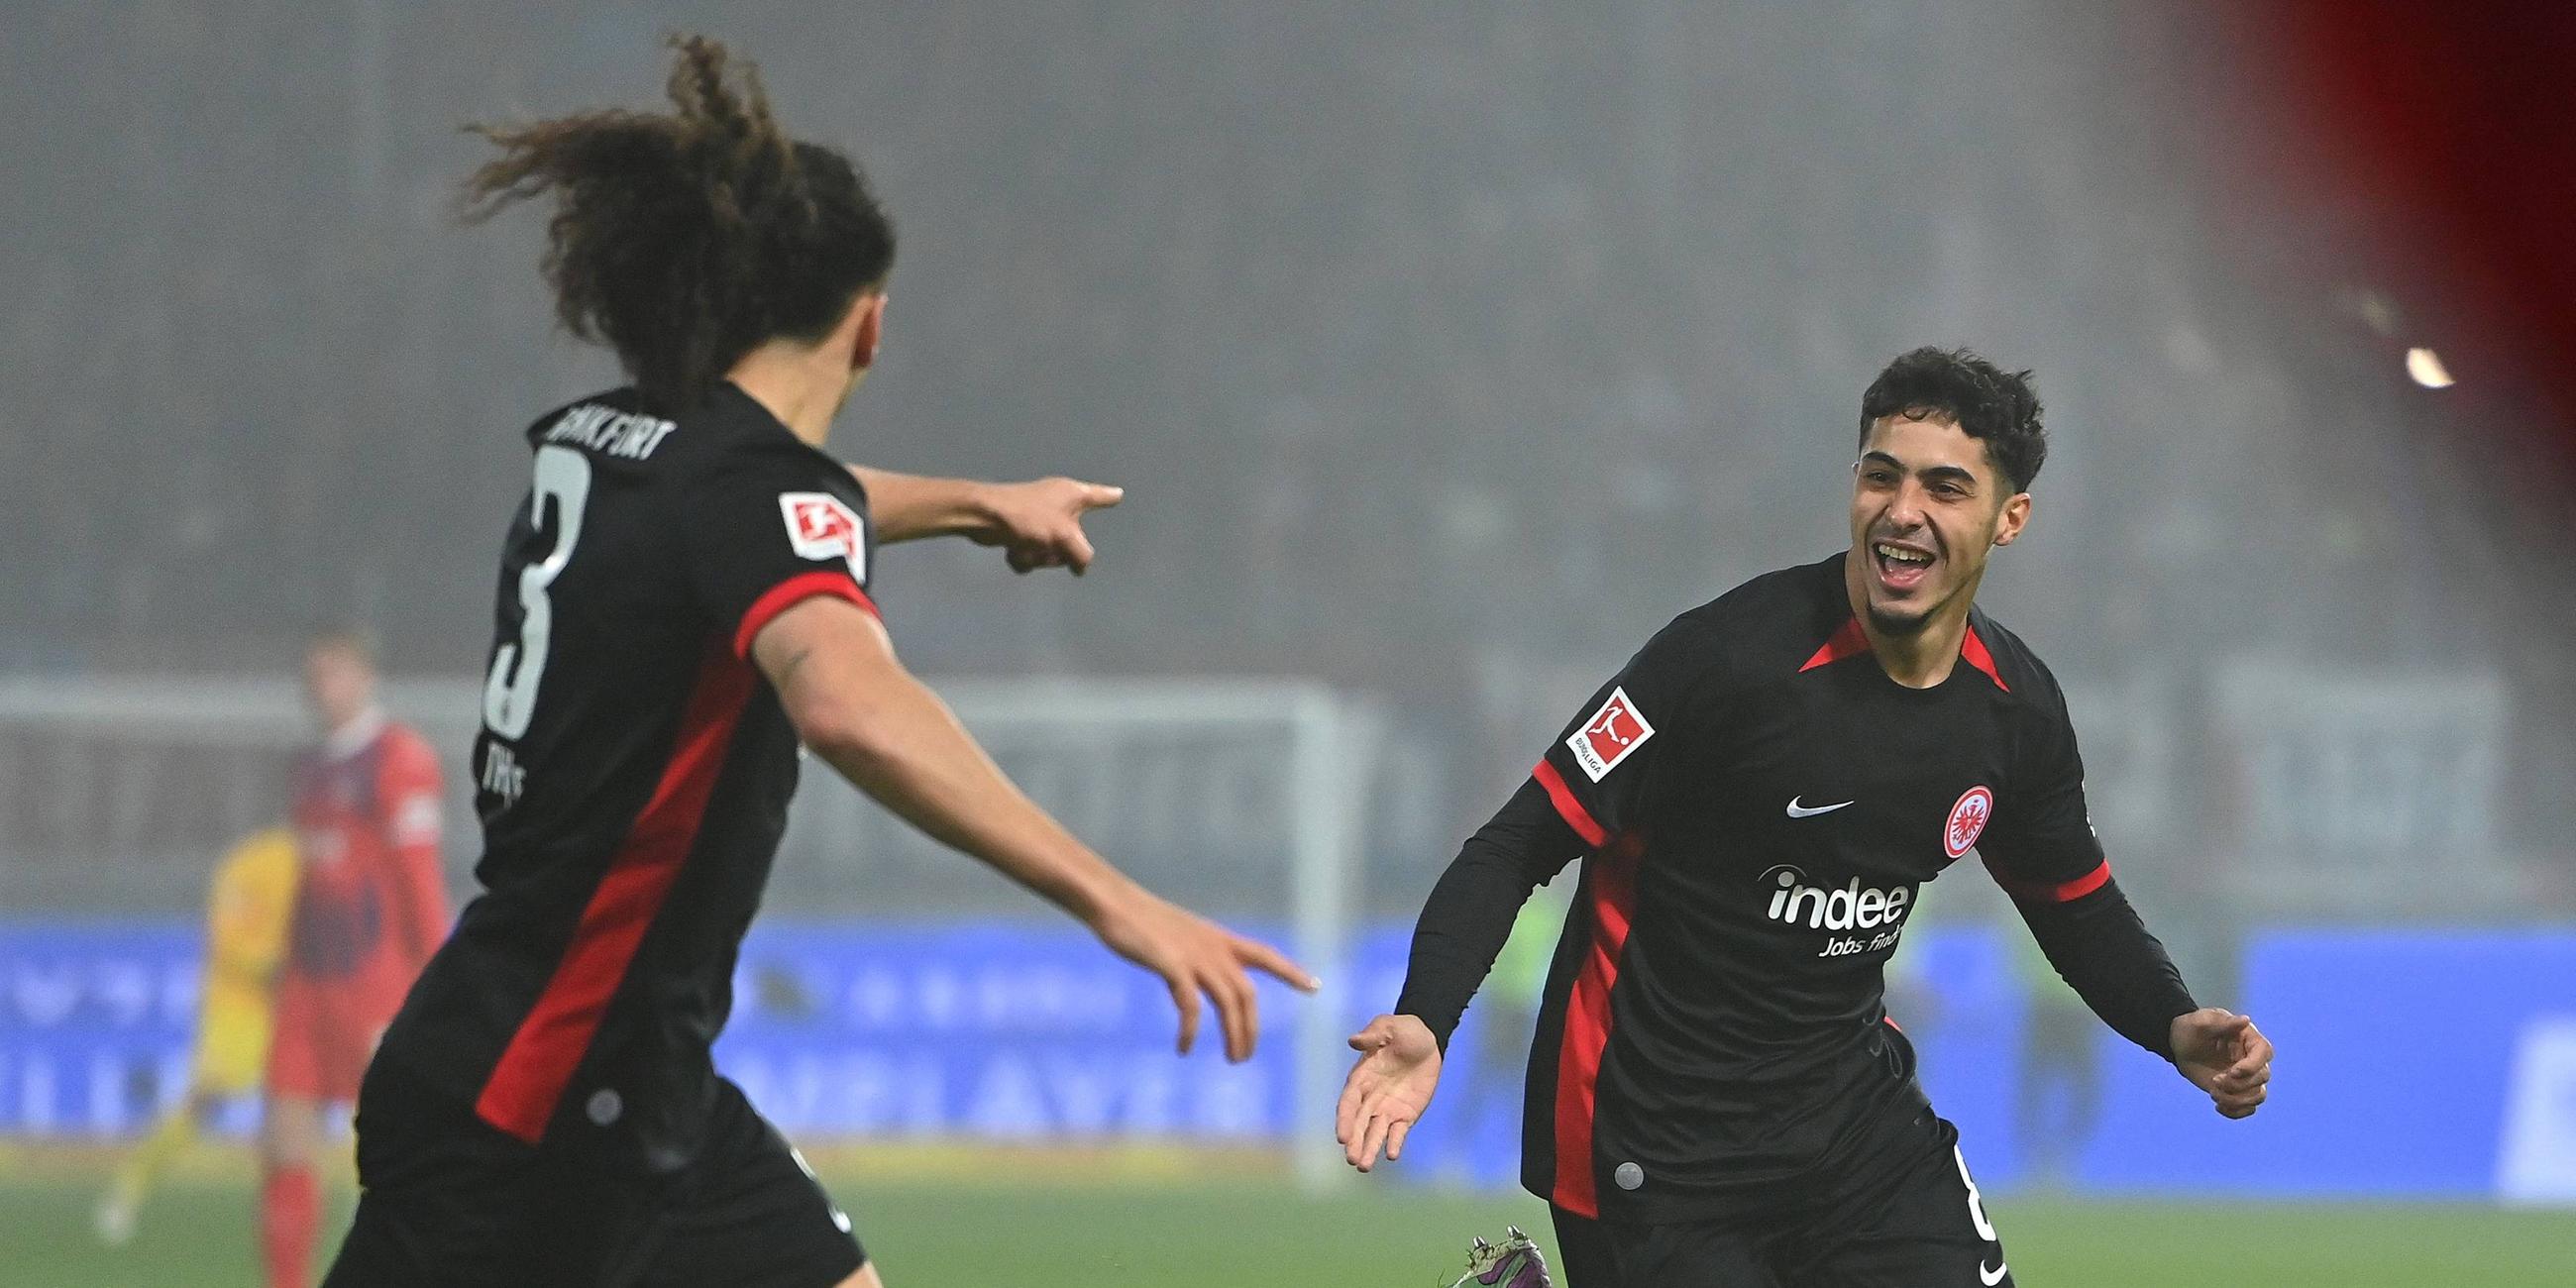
[846,291,887,373]
[1991,491,2031,547]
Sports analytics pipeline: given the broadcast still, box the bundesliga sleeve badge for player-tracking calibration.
[1566,687,1655,783]
[778,492,868,581]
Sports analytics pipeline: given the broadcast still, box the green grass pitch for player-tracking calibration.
[9,1149,2573,1285]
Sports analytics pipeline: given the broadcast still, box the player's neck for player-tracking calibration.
[725,345,847,448]
[1848,581,1979,690]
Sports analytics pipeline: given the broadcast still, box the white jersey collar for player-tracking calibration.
[323,705,388,761]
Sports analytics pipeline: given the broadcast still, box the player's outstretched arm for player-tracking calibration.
[1335,780,1584,1173]
[1337,1014,1443,1172]
[2170,1008,2273,1119]
[751,595,1313,1060]
[1335,782,1584,1173]
[847,466,1123,574]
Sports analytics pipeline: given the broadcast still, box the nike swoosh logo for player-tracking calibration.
[1982,1259,2009,1285]
[1785,797,1854,818]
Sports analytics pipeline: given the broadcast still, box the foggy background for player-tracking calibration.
[8,10,2576,1281]
[6,0,2567,932]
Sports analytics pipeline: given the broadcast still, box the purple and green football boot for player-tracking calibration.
[1446,1225,1550,1288]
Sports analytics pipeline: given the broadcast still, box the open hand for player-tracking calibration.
[2172,1008,2273,1119]
[973,477,1124,575]
[1337,1014,1444,1172]
[1092,889,1315,1062]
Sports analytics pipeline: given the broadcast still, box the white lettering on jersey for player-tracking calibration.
[1761,864,1914,930]
[779,492,868,581]
[480,741,526,810]
[1566,687,1655,783]
[1957,1145,2005,1282]
[542,404,678,460]
[483,446,592,740]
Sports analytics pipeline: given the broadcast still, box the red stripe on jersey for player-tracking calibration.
[1799,617,1871,672]
[1802,615,2011,693]
[1960,625,2010,692]
[1552,836,1642,1219]
[474,649,755,1143]
[1986,855,2111,904]
[1532,759,1610,849]
[733,571,879,660]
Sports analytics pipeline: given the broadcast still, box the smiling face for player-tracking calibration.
[1846,412,2031,636]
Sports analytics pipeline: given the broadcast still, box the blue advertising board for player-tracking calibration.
[4,918,2571,1201]
[713,921,1312,1139]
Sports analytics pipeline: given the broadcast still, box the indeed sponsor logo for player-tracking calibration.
[1761,865,1913,931]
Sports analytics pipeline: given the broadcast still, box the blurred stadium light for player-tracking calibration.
[2403,347,2453,389]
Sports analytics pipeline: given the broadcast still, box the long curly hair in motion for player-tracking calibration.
[462,34,896,413]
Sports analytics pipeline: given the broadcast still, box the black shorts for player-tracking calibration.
[1548,1104,2012,1288]
[323,1060,865,1288]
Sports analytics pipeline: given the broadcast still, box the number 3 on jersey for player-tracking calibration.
[483,446,592,739]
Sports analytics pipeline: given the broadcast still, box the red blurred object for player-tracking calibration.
[2266,0,2576,471]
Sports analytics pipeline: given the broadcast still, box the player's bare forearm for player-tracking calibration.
[760,600,1128,919]
[751,594,1313,1059]
[847,465,1123,573]
[845,467,995,543]
[832,695,1131,921]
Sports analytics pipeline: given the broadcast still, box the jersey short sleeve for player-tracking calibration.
[1977,683,2111,902]
[1533,617,1716,848]
[680,444,881,659]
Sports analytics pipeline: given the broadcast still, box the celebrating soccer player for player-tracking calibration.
[320,36,1310,1288]
[1339,348,2275,1287]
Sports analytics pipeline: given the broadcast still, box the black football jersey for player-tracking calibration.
[376,383,878,1169]
[1521,553,2109,1222]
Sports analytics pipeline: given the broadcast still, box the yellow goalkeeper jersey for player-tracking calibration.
[193,828,300,1092]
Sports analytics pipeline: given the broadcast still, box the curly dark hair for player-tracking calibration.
[461,34,896,413]
[1858,347,2047,493]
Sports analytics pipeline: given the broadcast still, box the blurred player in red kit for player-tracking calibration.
[264,628,449,1288]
